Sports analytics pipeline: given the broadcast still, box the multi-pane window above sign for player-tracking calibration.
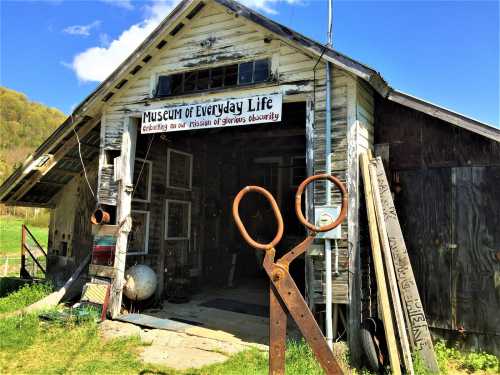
[154,59,270,98]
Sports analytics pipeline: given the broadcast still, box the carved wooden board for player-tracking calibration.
[369,161,414,375]
[374,157,439,373]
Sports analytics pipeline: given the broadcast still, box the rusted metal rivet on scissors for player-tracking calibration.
[232,174,348,375]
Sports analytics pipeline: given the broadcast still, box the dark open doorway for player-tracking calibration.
[146,102,307,341]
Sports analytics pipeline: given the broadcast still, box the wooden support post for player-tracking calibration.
[156,138,166,302]
[347,118,362,364]
[109,118,137,318]
[332,303,339,339]
[369,159,414,375]
[360,152,401,375]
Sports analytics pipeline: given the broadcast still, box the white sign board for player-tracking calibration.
[141,93,282,134]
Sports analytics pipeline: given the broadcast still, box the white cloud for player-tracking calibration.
[69,0,298,82]
[63,20,101,36]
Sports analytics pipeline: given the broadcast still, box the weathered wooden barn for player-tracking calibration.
[1,0,498,359]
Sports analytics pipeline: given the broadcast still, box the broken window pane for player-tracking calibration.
[156,76,172,97]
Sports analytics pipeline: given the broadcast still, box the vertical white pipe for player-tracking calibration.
[325,0,334,350]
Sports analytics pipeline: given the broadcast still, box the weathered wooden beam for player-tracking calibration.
[109,118,137,318]
[89,264,116,279]
[228,129,305,140]
[10,119,99,202]
[53,167,80,176]
[360,151,401,375]
[4,201,55,209]
[60,156,94,163]
[388,91,500,143]
[79,141,100,150]
[36,181,67,187]
[369,159,414,375]
[374,157,439,372]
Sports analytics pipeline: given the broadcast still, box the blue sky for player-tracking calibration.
[1,0,498,127]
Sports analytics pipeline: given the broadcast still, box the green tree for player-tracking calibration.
[0,86,66,184]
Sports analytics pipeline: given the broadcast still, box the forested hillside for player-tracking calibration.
[0,86,66,184]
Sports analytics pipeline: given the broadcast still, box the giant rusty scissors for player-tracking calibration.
[232,174,348,375]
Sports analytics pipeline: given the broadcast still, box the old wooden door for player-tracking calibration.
[453,166,500,335]
[397,166,500,335]
[397,168,454,329]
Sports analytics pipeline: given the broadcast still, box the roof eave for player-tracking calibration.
[387,90,500,143]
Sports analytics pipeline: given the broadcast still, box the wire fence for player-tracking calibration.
[1,255,22,277]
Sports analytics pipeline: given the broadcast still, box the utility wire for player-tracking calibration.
[132,133,155,198]
[313,44,328,107]
[72,114,96,199]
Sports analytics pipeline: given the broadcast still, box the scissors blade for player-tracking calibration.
[269,282,287,375]
[269,267,344,375]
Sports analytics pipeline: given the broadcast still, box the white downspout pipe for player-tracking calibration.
[325,0,335,350]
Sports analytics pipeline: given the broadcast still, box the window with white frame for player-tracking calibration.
[165,200,191,240]
[132,158,152,202]
[167,149,193,190]
[290,156,306,187]
[127,210,150,254]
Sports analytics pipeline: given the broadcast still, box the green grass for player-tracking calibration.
[0,215,48,256]
[412,340,500,374]
[0,312,327,375]
[1,285,497,375]
[0,282,52,314]
[0,285,327,375]
[185,339,325,375]
[434,341,499,373]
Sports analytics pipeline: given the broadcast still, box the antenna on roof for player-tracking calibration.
[324,0,336,350]
[327,0,333,47]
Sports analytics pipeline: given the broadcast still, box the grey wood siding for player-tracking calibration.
[375,96,500,353]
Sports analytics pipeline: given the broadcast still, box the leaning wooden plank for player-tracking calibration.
[369,160,414,375]
[1,254,91,318]
[360,152,401,375]
[374,157,439,373]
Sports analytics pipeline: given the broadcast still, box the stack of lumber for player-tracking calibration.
[360,152,439,374]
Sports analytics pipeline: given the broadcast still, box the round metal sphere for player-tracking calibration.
[123,264,157,301]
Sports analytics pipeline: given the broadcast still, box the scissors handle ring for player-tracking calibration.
[295,174,348,233]
[232,186,284,250]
